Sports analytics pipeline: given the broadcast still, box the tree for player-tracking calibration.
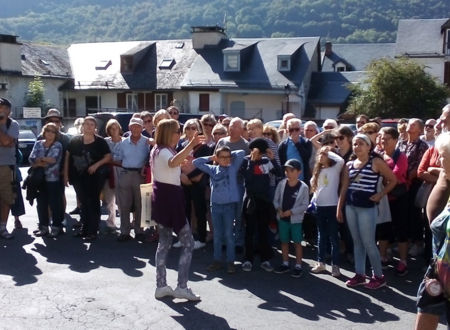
[346,58,449,119]
[24,76,52,116]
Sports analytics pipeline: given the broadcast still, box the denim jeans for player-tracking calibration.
[211,202,237,263]
[345,205,383,277]
[316,205,339,266]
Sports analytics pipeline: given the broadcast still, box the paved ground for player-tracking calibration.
[0,168,447,329]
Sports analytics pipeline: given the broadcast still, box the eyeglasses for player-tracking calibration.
[213,131,226,136]
[202,122,215,127]
[425,125,434,129]
[263,132,272,137]
[337,135,346,140]
[48,119,61,124]
[218,155,231,159]
[185,126,197,131]
[289,127,300,133]
[169,111,178,115]
[324,126,335,130]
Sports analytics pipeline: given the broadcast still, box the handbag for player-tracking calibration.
[140,182,156,228]
[414,182,434,209]
[25,142,54,187]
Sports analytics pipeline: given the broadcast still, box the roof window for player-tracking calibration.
[95,60,112,70]
[159,59,175,69]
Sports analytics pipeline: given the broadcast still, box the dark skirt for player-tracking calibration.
[152,180,187,234]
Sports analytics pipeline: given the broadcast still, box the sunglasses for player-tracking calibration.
[213,131,226,136]
[289,127,300,133]
[185,126,197,131]
[48,119,61,124]
[425,125,434,129]
[324,126,335,130]
[202,122,215,127]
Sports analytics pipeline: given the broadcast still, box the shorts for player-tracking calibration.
[417,265,450,321]
[0,165,16,205]
[278,220,302,244]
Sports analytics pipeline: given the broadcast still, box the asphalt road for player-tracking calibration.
[0,168,446,329]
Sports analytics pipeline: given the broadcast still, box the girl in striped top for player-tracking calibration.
[344,134,397,290]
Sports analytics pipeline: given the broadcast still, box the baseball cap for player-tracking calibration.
[284,159,302,171]
[129,117,143,127]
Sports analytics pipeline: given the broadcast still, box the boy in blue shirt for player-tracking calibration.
[193,146,245,274]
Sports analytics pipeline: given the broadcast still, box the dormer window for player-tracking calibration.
[159,59,175,69]
[224,52,240,72]
[335,62,347,72]
[121,55,133,73]
[278,55,291,72]
[95,60,112,70]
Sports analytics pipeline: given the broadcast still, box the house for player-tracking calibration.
[0,34,71,121]
[61,26,321,121]
[395,18,450,86]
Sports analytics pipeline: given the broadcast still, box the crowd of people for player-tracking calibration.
[1,97,450,326]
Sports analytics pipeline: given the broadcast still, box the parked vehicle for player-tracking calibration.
[18,130,37,164]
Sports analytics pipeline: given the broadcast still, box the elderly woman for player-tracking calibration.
[102,119,124,231]
[343,133,397,289]
[64,116,111,241]
[212,124,228,144]
[415,132,450,330]
[200,114,217,147]
[153,109,171,129]
[176,119,213,249]
[262,124,280,145]
[29,123,64,237]
[151,118,203,301]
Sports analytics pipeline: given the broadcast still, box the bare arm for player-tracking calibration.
[168,133,204,168]
[370,158,397,203]
[337,166,349,222]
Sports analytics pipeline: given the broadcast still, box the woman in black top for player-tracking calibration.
[64,116,111,240]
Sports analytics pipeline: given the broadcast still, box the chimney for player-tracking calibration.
[191,26,227,50]
[0,34,22,72]
[325,41,332,56]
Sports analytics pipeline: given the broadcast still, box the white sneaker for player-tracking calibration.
[331,265,341,277]
[260,261,274,272]
[242,261,252,272]
[155,285,174,299]
[173,287,201,301]
[173,241,182,248]
[194,240,206,250]
[0,229,13,239]
[311,262,326,274]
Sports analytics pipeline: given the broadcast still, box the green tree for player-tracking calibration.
[24,76,52,116]
[346,58,449,118]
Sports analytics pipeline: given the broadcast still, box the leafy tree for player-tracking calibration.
[24,76,52,116]
[346,58,449,118]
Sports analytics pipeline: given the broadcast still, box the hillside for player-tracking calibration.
[1,0,449,45]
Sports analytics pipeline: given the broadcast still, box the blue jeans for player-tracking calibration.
[316,206,339,266]
[211,202,237,263]
[345,205,383,277]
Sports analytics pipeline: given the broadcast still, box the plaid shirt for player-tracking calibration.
[397,137,428,178]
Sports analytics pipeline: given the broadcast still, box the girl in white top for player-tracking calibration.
[310,146,344,277]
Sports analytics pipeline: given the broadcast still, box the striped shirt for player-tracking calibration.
[347,158,379,194]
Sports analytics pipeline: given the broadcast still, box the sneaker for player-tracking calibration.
[345,274,367,287]
[365,275,387,290]
[155,285,174,299]
[207,261,223,272]
[194,240,206,250]
[173,287,201,301]
[227,262,236,274]
[14,219,23,229]
[260,261,274,272]
[173,241,182,248]
[291,267,304,278]
[396,261,408,277]
[242,261,252,272]
[331,265,341,277]
[0,229,13,239]
[48,226,63,238]
[34,227,49,237]
[117,234,133,242]
[311,262,326,274]
[274,264,290,274]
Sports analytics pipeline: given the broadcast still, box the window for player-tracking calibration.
[335,62,347,72]
[445,29,450,55]
[444,62,450,86]
[126,93,138,111]
[0,82,7,90]
[63,98,76,117]
[85,96,101,113]
[121,55,133,72]
[277,56,291,72]
[199,94,210,112]
[159,59,175,69]
[95,60,112,70]
[175,42,185,49]
[224,53,240,72]
[155,94,168,111]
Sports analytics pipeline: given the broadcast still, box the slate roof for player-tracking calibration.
[182,37,320,91]
[395,18,450,57]
[322,43,395,72]
[308,71,366,105]
[66,39,197,90]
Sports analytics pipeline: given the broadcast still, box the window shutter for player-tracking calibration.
[199,94,210,112]
[117,93,126,109]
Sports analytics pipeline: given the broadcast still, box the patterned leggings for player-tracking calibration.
[156,223,194,289]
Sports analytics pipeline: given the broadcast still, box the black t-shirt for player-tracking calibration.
[67,135,110,181]
[281,181,301,222]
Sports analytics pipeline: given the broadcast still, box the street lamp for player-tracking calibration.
[284,84,291,114]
